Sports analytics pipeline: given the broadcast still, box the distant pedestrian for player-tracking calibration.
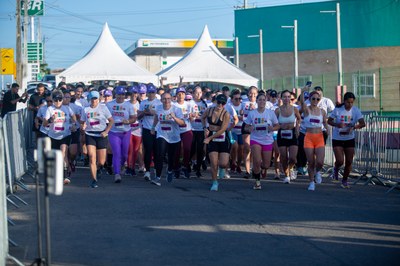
[1,83,28,118]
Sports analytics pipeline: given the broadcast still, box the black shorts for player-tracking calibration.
[332,139,356,149]
[70,129,81,144]
[50,135,71,149]
[85,134,108,149]
[207,133,231,153]
[277,129,298,147]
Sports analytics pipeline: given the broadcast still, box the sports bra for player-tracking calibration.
[278,108,296,124]
[303,108,323,128]
[207,107,227,127]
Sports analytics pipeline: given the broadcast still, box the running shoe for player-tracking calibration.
[63,178,71,185]
[274,174,280,180]
[253,180,262,190]
[167,171,174,183]
[341,181,350,189]
[106,166,113,175]
[224,172,231,179]
[331,167,339,182]
[315,171,322,184]
[114,174,122,183]
[131,168,137,177]
[125,168,132,176]
[70,161,76,172]
[243,171,251,179]
[138,167,145,174]
[196,170,202,178]
[151,176,161,186]
[182,167,190,179]
[96,167,103,179]
[90,180,98,188]
[283,176,290,184]
[290,169,297,180]
[144,171,151,181]
[308,181,315,191]
[210,181,219,191]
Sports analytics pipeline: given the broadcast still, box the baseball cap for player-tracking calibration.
[127,85,138,94]
[176,87,186,94]
[216,94,227,104]
[138,84,147,94]
[114,86,126,95]
[103,89,113,97]
[88,90,100,100]
[147,84,157,93]
[270,90,278,98]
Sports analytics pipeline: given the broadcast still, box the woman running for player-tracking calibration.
[150,92,185,186]
[80,90,114,188]
[328,92,365,188]
[275,90,301,184]
[126,86,142,176]
[106,86,135,183]
[202,94,231,191]
[228,89,244,174]
[244,94,279,190]
[300,89,329,191]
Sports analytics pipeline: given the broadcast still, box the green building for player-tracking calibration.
[235,0,400,112]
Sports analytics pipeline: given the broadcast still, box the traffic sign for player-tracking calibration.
[21,0,44,16]
[27,42,43,62]
[1,48,15,75]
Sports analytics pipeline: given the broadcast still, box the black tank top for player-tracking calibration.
[207,107,227,127]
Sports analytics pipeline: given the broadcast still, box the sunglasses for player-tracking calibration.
[217,101,226,105]
[311,97,320,101]
[53,98,63,102]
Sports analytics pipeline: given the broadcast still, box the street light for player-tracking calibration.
[281,20,298,89]
[321,2,342,86]
[248,29,263,90]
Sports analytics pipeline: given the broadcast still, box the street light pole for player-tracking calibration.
[321,2,342,86]
[248,29,264,90]
[259,29,264,90]
[281,20,298,89]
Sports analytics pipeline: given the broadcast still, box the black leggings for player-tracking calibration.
[296,132,307,168]
[190,131,205,171]
[142,128,157,171]
[155,138,180,177]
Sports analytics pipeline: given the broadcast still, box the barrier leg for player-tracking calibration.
[7,217,16,226]
[6,254,25,266]
[15,179,31,192]
[8,194,28,206]
[6,197,20,208]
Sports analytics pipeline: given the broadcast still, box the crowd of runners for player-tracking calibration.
[27,81,365,191]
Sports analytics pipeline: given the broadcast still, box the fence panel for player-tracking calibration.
[3,110,28,193]
[0,118,8,266]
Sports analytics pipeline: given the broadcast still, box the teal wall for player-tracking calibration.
[235,0,400,54]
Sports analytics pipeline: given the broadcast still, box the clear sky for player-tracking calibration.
[0,0,330,70]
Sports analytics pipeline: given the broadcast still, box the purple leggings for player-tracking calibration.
[108,131,131,174]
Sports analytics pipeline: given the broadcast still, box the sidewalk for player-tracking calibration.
[6,165,400,266]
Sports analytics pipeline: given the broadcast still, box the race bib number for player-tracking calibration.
[255,126,268,133]
[310,118,320,126]
[212,132,225,142]
[54,123,65,132]
[281,129,293,139]
[161,126,172,131]
[130,122,140,130]
[89,119,100,127]
[115,122,124,129]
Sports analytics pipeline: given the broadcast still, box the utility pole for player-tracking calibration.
[244,0,248,9]
[23,0,29,89]
[16,0,22,85]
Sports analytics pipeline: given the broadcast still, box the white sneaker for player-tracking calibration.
[283,176,290,184]
[308,181,315,191]
[114,174,122,183]
[144,171,151,181]
[315,171,322,184]
[290,169,297,180]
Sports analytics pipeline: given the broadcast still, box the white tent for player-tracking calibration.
[57,23,158,84]
[157,25,258,87]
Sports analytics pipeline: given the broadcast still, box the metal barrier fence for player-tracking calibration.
[3,110,29,193]
[0,118,8,266]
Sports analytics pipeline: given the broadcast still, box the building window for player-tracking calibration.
[352,73,375,97]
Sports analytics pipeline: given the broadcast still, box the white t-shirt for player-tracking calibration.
[45,105,75,140]
[245,109,278,145]
[190,99,208,131]
[155,105,184,143]
[330,105,363,140]
[173,101,193,133]
[75,98,89,108]
[37,105,50,135]
[241,101,258,121]
[81,103,112,137]
[68,103,82,129]
[224,103,238,129]
[229,103,243,135]
[106,100,135,133]
[139,98,161,130]
[129,101,142,137]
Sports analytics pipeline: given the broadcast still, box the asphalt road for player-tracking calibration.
[6,166,400,266]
